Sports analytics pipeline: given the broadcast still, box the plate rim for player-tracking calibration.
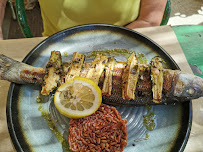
[6,24,192,152]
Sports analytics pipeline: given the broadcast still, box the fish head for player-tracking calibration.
[173,73,203,100]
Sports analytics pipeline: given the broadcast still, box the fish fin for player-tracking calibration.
[0,54,18,81]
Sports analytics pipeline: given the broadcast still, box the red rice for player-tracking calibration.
[68,104,127,152]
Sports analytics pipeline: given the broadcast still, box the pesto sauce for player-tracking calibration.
[143,105,156,131]
[64,52,69,57]
[143,112,155,131]
[134,132,150,142]
[38,104,64,142]
[38,103,72,152]
[85,49,148,64]
[161,58,168,69]
[145,104,152,112]
[145,132,149,139]
[36,96,44,103]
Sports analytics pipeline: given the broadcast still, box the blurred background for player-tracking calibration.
[2,0,203,39]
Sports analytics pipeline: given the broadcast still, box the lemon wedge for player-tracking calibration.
[54,77,102,119]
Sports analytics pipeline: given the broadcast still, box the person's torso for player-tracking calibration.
[38,0,140,36]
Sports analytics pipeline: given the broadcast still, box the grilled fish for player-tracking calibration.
[0,52,203,106]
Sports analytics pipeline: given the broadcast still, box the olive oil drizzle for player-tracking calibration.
[38,102,72,152]
[143,105,156,131]
[133,106,156,145]
[86,49,148,64]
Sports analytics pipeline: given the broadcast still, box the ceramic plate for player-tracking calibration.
[7,24,191,152]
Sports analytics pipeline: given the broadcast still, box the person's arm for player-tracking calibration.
[125,0,167,29]
[0,0,7,40]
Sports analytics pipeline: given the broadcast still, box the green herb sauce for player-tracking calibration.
[143,105,156,131]
[38,104,64,142]
[86,49,148,64]
[134,132,150,142]
[37,103,72,152]
[64,52,69,57]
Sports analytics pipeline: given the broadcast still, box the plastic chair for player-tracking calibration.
[16,0,171,38]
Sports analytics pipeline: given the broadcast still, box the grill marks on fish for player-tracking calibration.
[86,55,108,85]
[109,62,125,99]
[122,53,139,100]
[65,52,85,82]
[40,52,180,104]
[0,54,45,84]
[163,69,179,97]
[136,64,151,93]
[150,57,164,103]
[20,68,45,84]
[79,63,92,77]
[1,51,203,105]
[102,58,116,96]
[41,51,62,96]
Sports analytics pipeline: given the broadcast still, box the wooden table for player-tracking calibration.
[0,25,202,152]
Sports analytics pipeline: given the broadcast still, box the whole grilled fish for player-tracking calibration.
[0,52,202,106]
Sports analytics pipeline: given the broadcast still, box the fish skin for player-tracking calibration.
[0,54,45,84]
[0,53,203,106]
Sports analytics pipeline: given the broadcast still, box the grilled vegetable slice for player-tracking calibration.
[41,51,62,96]
[79,62,92,77]
[150,57,164,103]
[102,57,116,96]
[65,52,85,82]
[86,54,108,84]
[122,53,139,100]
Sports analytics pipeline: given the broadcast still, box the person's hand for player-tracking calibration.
[125,0,167,30]
[0,0,7,40]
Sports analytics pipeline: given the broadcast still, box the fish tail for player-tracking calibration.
[0,54,45,84]
[0,54,20,82]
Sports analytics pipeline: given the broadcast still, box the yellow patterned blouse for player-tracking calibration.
[38,0,141,36]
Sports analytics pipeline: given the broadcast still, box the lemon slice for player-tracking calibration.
[54,76,102,119]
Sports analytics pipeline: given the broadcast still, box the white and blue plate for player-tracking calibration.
[6,24,191,152]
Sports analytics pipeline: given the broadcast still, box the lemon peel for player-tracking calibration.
[54,77,102,119]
